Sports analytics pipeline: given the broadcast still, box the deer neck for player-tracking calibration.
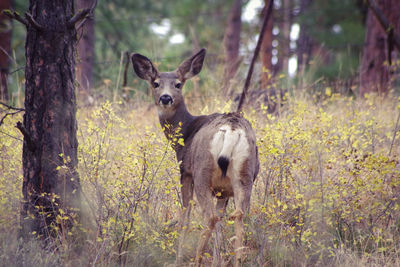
[158,100,194,141]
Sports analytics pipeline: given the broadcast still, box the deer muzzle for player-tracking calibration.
[159,94,173,106]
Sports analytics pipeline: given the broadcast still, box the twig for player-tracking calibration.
[0,102,25,126]
[25,12,45,31]
[9,66,25,75]
[0,130,23,142]
[16,121,36,152]
[389,108,400,157]
[68,8,91,28]
[0,110,23,126]
[0,101,24,111]
[237,0,274,113]
[2,10,28,27]
[69,0,98,29]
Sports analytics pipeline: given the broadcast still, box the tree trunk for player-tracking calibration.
[0,0,12,101]
[76,0,95,98]
[20,0,81,240]
[296,0,312,79]
[360,0,400,96]
[260,0,274,89]
[222,0,242,95]
[281,0,291,74]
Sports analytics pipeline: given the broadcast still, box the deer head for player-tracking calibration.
[131,48,206,120]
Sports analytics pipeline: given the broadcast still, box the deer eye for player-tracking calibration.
[153,81,160,88]
[175,83,182,89]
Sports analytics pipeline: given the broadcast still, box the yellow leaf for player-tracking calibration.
[178,138,185,146]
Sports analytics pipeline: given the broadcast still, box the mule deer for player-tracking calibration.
[131,49,259,266]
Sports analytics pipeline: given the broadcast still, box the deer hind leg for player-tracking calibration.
[212,198,229,267]
[230,179,252,267]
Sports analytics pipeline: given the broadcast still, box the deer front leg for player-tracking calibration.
[176,173,194,266]
[181,173,193,208]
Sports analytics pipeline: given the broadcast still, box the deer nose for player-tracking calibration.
[159,94,173,105]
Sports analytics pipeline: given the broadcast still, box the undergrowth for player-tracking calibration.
[0,92,399,266]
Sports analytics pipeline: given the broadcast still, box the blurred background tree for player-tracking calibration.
[2,0,400,104]
[360,0,400,96]
[295,0,366,86]
[0,0,12,101]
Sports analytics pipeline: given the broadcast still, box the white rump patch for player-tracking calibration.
[210,125,250,179]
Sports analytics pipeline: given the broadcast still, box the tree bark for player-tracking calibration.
[260,0,274,89]
[0,0,12,101]
[222,0,242,95]
[76,0,95,97]
[20,0,81,240]
[360,0,400,96]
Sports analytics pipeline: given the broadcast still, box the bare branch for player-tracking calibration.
[0,102,25,126]
[389,109,400,157]
[0,110,23,126]
[237,0,274,113]
[68,0,98,28]
[2,9,28,27]
[16,121,36,152]
[68,8,91,28]
[0,101,25,111]
[25,13,46,31]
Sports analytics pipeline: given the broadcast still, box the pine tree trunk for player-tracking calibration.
[76,0,95,97]
[20,0,81,240]
[0,0,12,101]
[360,0,400,96]
[260,0,274,89]
[222,0,242,95]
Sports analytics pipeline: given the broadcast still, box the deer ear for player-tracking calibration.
[131,53,159,81]
[177,48,206,80]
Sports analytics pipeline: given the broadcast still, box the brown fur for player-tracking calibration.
[131,49,259,267]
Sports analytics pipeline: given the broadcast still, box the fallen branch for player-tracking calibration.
[237,0,274,113]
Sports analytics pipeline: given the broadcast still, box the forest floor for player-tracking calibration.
[0,91,400,266]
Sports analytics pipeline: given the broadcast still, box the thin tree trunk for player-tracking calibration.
[281,0,291,74]
[20,0,81,240]
[296,0,312,82]
[360,0,400,96]
[260,0,274,89]
[222,0,242,95]
[0,0,12,101]
[76,0,95,98]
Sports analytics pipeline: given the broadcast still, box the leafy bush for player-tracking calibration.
[0,93,399,266]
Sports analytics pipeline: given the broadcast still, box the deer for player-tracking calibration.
[131,48,259,267]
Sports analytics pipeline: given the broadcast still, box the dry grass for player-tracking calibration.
[0,89,399,266]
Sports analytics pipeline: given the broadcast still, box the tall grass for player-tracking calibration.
[0,89,399,266]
